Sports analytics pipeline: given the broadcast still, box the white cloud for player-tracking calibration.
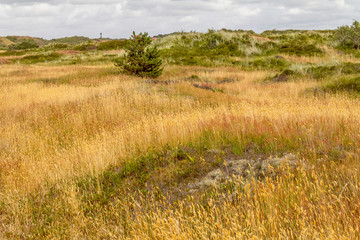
[288,8,307,15]
[0,4,11,19]
[179,15,196,23]
[235,6,261,16]
[0,0,359,38]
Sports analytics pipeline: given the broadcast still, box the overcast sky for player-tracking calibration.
[0,0,359,39]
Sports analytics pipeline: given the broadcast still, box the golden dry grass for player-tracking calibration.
[0,63,359,239]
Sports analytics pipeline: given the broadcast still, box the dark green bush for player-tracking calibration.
[341,62,360,74]
[200,30,223,50]
[334,20,360,50]
[323,76,360,94]
[256,41,278,55]
[268,68,305,83]
[0,50,27,56]
[307,62,360,80]
[278,36,323,56]
[115,32,163,78]
[42,43,69,50]
[8,39,38,50]
[73,42,97,51]
[307,65,338,80]
[49,36,90,45]
[5,36,18,42]
[161,31,246,66]
[19,52,63,64]
[240,56,290,70]
[97,40,126,50]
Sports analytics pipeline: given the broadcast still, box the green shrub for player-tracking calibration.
[5,36,18,42]
[240,56,290,70]
[256,41,278,55]
[190,74,200,80]
[269,69,298,82]
[49,36,90,45]
[307,62,360,80]
[19,52,63,64]
[323,76,360,94]
[341,62,360,74]
[8,39,38,50]
[97,40,127,50]
[334,20,360,49]
[307,65,338,80]
[73,42,97,51]
[0,50,27,56]
[200,30,224,50]
[278,36,323,56]
[115,32,163,78]
[160,31,246,66]
[42,43,69,50]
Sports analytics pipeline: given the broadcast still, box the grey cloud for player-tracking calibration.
[0,0,359,39]
[1,0,120,4]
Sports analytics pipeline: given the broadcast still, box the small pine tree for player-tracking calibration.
[115,32,163,78]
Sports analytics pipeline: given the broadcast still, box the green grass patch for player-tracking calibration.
[97,40,126,50]
[41,43,70,50]
[73,43,97,51]
[0,50,28,56]
[237,56,290,71]
[19,52,63,64]
[307,62,360,80]
[49,36,90,45]
[278,35,324,56]
[323,76,360,94]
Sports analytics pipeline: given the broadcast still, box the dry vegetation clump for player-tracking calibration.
[1,29,360,239]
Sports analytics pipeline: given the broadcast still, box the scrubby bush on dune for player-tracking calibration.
[159,29,331,67]
[8,39,38,50]
[49,36,90,45]
[97,40,127,50]
[307,65,338,80]
[0,50,27,56]
[73,42,97,51]
[238,56,290,71]
[323,76,360,94]
[334,20,360,50]
[161,30,247,66]
[278,35,323,56]
[41,42,70,50]
[306,62,360,80]
[19,52,63,64]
